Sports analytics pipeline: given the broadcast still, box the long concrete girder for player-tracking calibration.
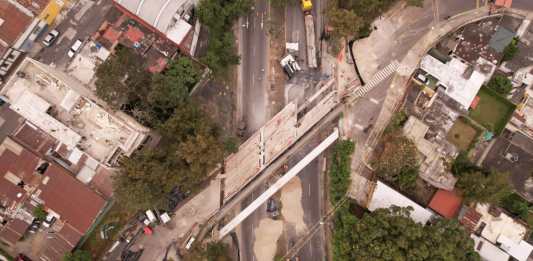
[218,128,339,239]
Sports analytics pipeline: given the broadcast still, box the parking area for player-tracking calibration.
[483,132,533,201]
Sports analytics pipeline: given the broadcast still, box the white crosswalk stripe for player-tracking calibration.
[352,60,399,98]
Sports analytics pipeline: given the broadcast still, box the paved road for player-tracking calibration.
[238,0,270,260]
[34,0,112,69]
[241,0,269,133]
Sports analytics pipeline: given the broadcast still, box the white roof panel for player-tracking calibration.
[368,181,434,224]
[471,235,511,261]
[166,19,192,45]
[420,55,487,109]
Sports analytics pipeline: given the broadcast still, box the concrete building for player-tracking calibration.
[367,181,434,224]
[0,57,150,182]
[460,204,533,261]
[112,0,198,55]
[420,54,493,110]
[402,116,458,190]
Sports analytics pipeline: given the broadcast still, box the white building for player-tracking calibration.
[420,55,492,110]
[367,181,434,224]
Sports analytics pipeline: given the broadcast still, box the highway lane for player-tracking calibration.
[239,0,270,260]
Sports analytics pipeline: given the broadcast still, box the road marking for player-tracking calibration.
[354,123,364,131]
[308,183,311,198]
[369,98,379,104]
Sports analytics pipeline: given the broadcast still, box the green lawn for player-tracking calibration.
[447,118,480,151]
[469,87,515,135]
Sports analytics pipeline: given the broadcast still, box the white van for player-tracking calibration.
[67,40,83,58]
[145,209,157,223]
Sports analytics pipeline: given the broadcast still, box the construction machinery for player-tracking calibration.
[301,0,317,68]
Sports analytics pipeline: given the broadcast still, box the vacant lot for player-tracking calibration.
[447,118,479,151]
[469,88,515,135]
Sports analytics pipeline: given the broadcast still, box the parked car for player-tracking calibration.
[67,39,83,58]
[42,30,60,47]
[266,198,280,218]
[28,220,41,234]
[504,152,518,162]
[415,72,429,84]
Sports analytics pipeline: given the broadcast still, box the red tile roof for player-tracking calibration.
[103,26,121,43]
[0,2,32,45]
[15,0,50,15]
[38,164,105,233]
[0,219,29,245]
[13,123,57,155]
[429,189,463,218]
[125,25,144,43]
[0,138,40,207]
[460,207,482,232]
[495,0,512,8]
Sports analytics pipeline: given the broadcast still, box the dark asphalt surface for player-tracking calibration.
[35,0,112,69]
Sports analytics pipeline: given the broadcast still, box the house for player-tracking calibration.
[460,203,533,261]
[402,116,458,190]
[0,136,106,260]
[112,0,199,55]
[428,189,462,219]
[420,55,492,111]
[0,1,33,56]
[367,181,434,224]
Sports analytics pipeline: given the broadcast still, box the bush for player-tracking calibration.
[487,75,513,95]
[375,135,419,191]
[502,37,519,62]
[329,140,355,204]
[501,193,529,219]
[33,204,47,220]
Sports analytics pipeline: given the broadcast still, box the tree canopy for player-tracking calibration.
[184,242,232,261]
[198,0,251,72]
[95,47,201,126]
[456,171,511,205]
[487,75,513,95]
[501,193,529,219]
[502,37,519,62]
[329,140,355,204]
[113,103,224,212]
[375,135,419,191]
[334,207,480,261]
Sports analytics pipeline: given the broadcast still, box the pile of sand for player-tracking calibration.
[280,177,306,234]
[253,218,284,261]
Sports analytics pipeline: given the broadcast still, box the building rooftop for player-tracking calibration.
[0,2,32,47]
[428,189,462,218]
[114,0,196,46]
[0,218,29,245]
[471,234,511,261]
[402,116,458,190]
[475,203,528,244]
[36,163,106,233]
[1,58,149,165]
[367,181,434,224]
[420,55,489,109]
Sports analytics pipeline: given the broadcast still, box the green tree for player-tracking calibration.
[329,140,355,204]
[487,75,513,95]
[198,0,251,72]
[456,171,511,205]
[64,250,92,261]
[501,193,529,219]
[375,135,419,191]
[327,7,363,39]
[502,37,519,62]
[113,103,224,212]
[95,46,151,109]
[406,0,424,7]
[33,204,47,220]
[451,151,483,176]
[334,207,480,261]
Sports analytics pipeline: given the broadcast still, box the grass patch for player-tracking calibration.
[80,201,135,259]
[469,87,515,135]
[447,118,480,151]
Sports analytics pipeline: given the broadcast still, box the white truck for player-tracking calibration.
[280,54,302,78]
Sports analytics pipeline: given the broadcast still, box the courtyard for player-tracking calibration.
[469,87,515,135]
